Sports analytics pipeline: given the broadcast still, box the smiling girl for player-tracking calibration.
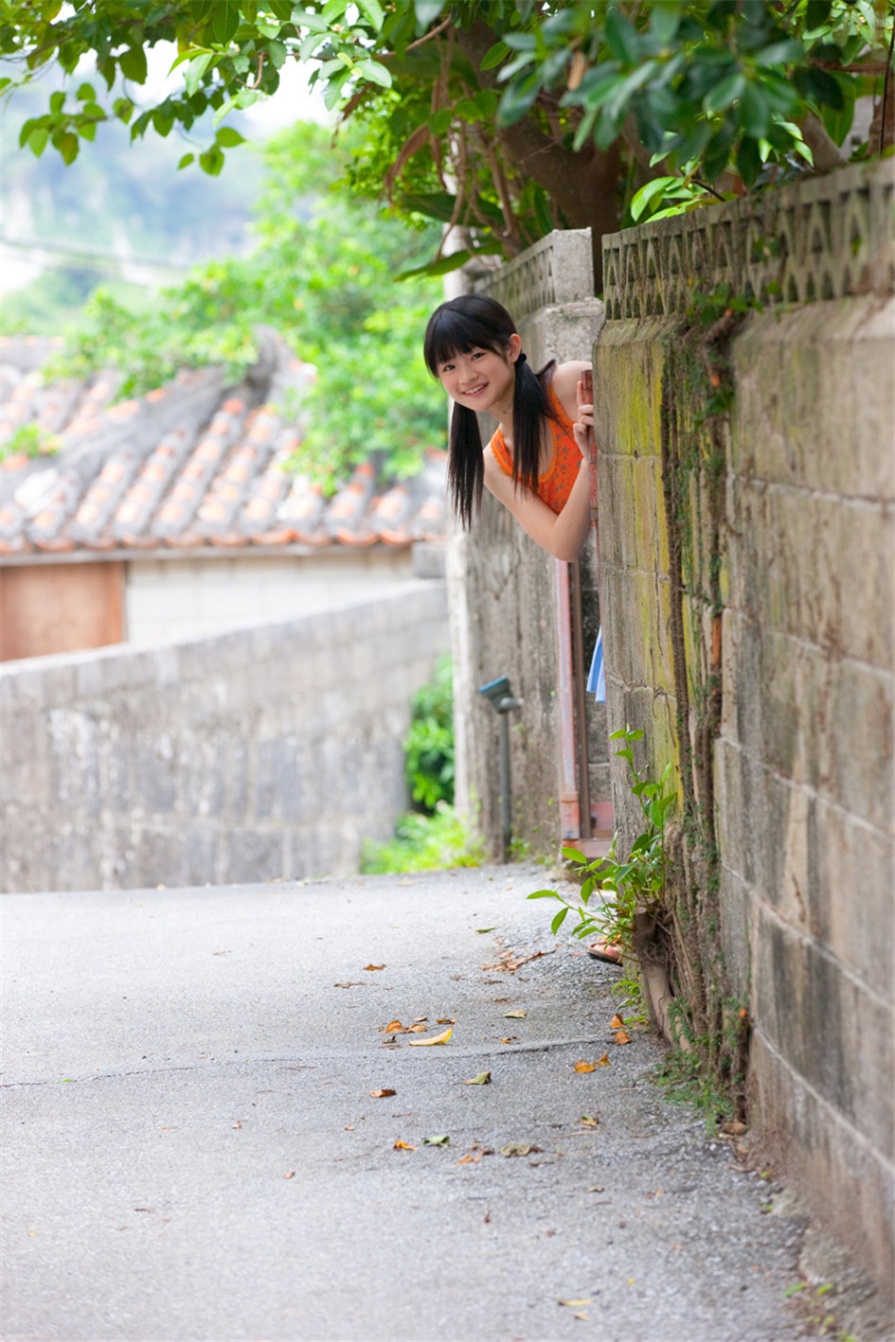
[423,293,595,564]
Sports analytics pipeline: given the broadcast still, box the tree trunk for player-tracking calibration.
[454,19,622,292]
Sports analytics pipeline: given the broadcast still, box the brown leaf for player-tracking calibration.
[499,1036,518,1045]
[363,964,386,972]
[596,1052,611,1066]
[558,1298,592,1308]
[500,1143,542,1157]
[334,981,364,988]
[586,1185,605,1193]
[573,1060,597,1073]
[382,1020,405,1034]
[436,1017,456,1025]
[369,1089,396,1098]
[393,1140,415,1151]
[413,1016,428,1023]
[610,1014,625,1029]
[614,1030,631,1045]
[407,1026,452,1047]
[407,1023,428,1033]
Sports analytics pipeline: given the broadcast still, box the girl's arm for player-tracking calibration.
[482,361,595,562]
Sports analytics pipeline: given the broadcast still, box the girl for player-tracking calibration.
[423,293,594,563]
[424,294,616,962]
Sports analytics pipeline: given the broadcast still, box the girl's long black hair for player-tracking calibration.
[424,294,557,529]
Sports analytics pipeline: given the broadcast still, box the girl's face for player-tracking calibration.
[435,334,521,415]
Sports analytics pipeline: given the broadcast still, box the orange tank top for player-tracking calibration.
[487,384,582,515]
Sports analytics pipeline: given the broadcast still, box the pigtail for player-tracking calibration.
[448,403,484,530]
[512,354,558,497]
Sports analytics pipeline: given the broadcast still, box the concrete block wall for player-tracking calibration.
[0,583,449,892]
[448,235,606,858]
[596,160,894,1300]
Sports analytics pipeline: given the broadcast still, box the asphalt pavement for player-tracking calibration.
[0,865,851,1342]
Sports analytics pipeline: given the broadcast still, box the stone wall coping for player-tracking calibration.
[602,158,895,320]
[471,228,595,323]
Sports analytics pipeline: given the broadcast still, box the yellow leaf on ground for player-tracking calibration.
[597,1052,611,1066]
[579,1114,600,1127]
[499,1036,518,1045]
[363,964,386,971]
[369,1089,396,1098]
[610,1014,625,1029]
[393,1140,415,1150]
[573,1060,597,1073]
[383,1020,405,1033]
[407,1026,452,1047]
[614,1030,631,1045]
[504,1010,526,1019]
[463,1071,492,1085]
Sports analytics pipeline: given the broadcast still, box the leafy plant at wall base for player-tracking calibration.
[527,727,675,1014]
[361,803,485,875]
[404,654,455,813]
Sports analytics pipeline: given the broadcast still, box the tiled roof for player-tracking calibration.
[0,331,447,558]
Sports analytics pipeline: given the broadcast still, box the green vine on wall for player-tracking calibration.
[652,281,762,1122]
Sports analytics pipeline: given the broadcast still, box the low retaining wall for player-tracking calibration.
[0,583,449,892]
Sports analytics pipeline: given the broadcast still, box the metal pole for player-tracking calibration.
[498,711,511,863]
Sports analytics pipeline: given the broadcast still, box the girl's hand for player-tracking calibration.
[573,375,595,458]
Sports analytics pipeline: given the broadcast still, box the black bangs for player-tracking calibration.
[423,295,516,376]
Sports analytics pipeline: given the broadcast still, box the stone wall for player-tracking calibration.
[448,232,608,856]
[595,160,894,1299]
[0,583,449,892]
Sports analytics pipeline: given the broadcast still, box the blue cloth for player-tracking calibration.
[587,626,605,702]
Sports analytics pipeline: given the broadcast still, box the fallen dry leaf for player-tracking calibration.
[586,1185,605,1193]
[344,1125,355,1131]
[574,1313,589,1322]
[614,1030,631,1045]
[407,1026,452,1047]
[504,1010,527,1019]
[334,981,364,988]
[476,927,497,933]
[455,1142,493,1164]
[393,1140,415,1151]
[573,1060,597,1073]
[436,1017,456,1025]
[422,1134,450,1146]
[579,1114,600,1127]
[363,964,386,972]
[382,1020,405,1034]
[283,1171,295,1179]
[610,1014,625,1029]
[369,1089,396,1099]
[558,1298,592,1308]
[463,1071,492,1086]
[499,1036,518,1045]
[721,1119,748,1136]
[407,1024,428,1033]
[500,1143,542,1157]
[597,1052,611,1066]
[646,1188,665,1199]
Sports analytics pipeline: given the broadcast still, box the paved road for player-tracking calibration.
[2,866,823,1342]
